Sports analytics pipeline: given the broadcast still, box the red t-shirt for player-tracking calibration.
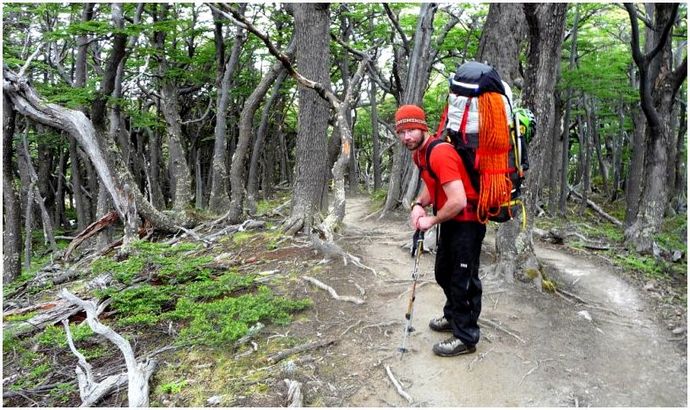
[413,138,479,222]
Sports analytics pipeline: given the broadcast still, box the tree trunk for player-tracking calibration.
[670,101,686,211]
[20,131,58,253]
[319,58,369,239]
[3,95,22,283]
[548,76,564,211]
[146,127,166,210]
[208,8,246,213]
[369,80,383,191]
[624,3,686,253]
[610,104,626,202]
[625,108,646,226]
[247,70,288,214]
[154,4,192,212]
[495,3,567,283]
[283,3,332,235]
[476,3,527,87]
[227,40,296,223]
[36,137,55,221]
[336,11,359,194]
[69,3,95,231]
[585,95,609,196]
[580,111,591,216]
[54,146,67,228]
[382,4,438,216]
[69,138,90,230]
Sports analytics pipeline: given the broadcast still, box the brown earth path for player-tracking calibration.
[334,195,686,407]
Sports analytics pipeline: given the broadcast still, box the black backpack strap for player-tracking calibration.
[422,139,447,216]
[423,139,446,182]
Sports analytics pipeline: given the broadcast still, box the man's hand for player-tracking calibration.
[416,215,437,231]
[409,205,426,229]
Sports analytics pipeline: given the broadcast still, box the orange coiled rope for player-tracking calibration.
[476,92,512,223]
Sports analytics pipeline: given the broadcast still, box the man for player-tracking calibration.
[395,104,486,357]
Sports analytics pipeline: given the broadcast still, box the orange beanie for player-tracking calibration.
[395,105,428,133]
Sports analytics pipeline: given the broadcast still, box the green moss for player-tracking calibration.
[657,214,687,252]
[166,286,311,347]
[232,231,255,246]
[36,323,94,348]
[183,271,254,301]
[4,311,38,322]
[91,255,146,284]
[263,230,285,251]
[580,222,624,243]
[616,254,665,279]
[525,268,540,280]
[157,379,188,395]
[91,240,211,285]
[255,197,286,215]
[157,255,213,284]
[542,279,557,293]
[370,188,387,209]
[49,382,75,404]
[9,361,51,390]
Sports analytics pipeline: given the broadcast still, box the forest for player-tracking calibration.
[2,2,687,407]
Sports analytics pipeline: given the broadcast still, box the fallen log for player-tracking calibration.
[568,187,623,226]
[3,299,82,338]
[59,289,157,407]
[284,379,303,407]
[63,211,119,260]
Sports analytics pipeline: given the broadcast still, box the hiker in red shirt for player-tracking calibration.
[396,104,487,357]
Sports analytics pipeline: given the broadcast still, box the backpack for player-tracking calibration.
[425,61,534,226]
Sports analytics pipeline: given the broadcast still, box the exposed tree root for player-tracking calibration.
[467,347,495,371]
[384,365,413,404]
[266,339,336,364]
[283,217,305,237]
[357,320,399,334]
[303,276,365,305]
[309,235,377,277]
[478,318,526,344]
[339,319,363,337]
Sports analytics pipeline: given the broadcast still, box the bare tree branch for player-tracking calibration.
[384,4,410,55]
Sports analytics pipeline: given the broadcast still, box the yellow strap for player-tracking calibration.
[504,198,527,231]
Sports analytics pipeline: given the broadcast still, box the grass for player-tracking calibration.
[150,335,303,406]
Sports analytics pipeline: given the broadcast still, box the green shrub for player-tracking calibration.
[36,323,94,348]
[183,271,254,301]
[167,286,311,346]
[106,285,176,326]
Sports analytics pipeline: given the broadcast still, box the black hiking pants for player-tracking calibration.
[434,220,486,347]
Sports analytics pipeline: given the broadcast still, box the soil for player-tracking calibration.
[308,195,687,407]
[4,195,685,407]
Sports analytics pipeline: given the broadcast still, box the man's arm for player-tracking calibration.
[410,184,431,229]
[416,179,467,231]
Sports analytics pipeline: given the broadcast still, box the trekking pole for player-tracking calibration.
[398,230,424,359]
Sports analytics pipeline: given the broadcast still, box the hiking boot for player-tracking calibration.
[432,336,476,357]
[429,316,452,332]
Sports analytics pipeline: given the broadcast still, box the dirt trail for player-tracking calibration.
[336,196,686,407]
